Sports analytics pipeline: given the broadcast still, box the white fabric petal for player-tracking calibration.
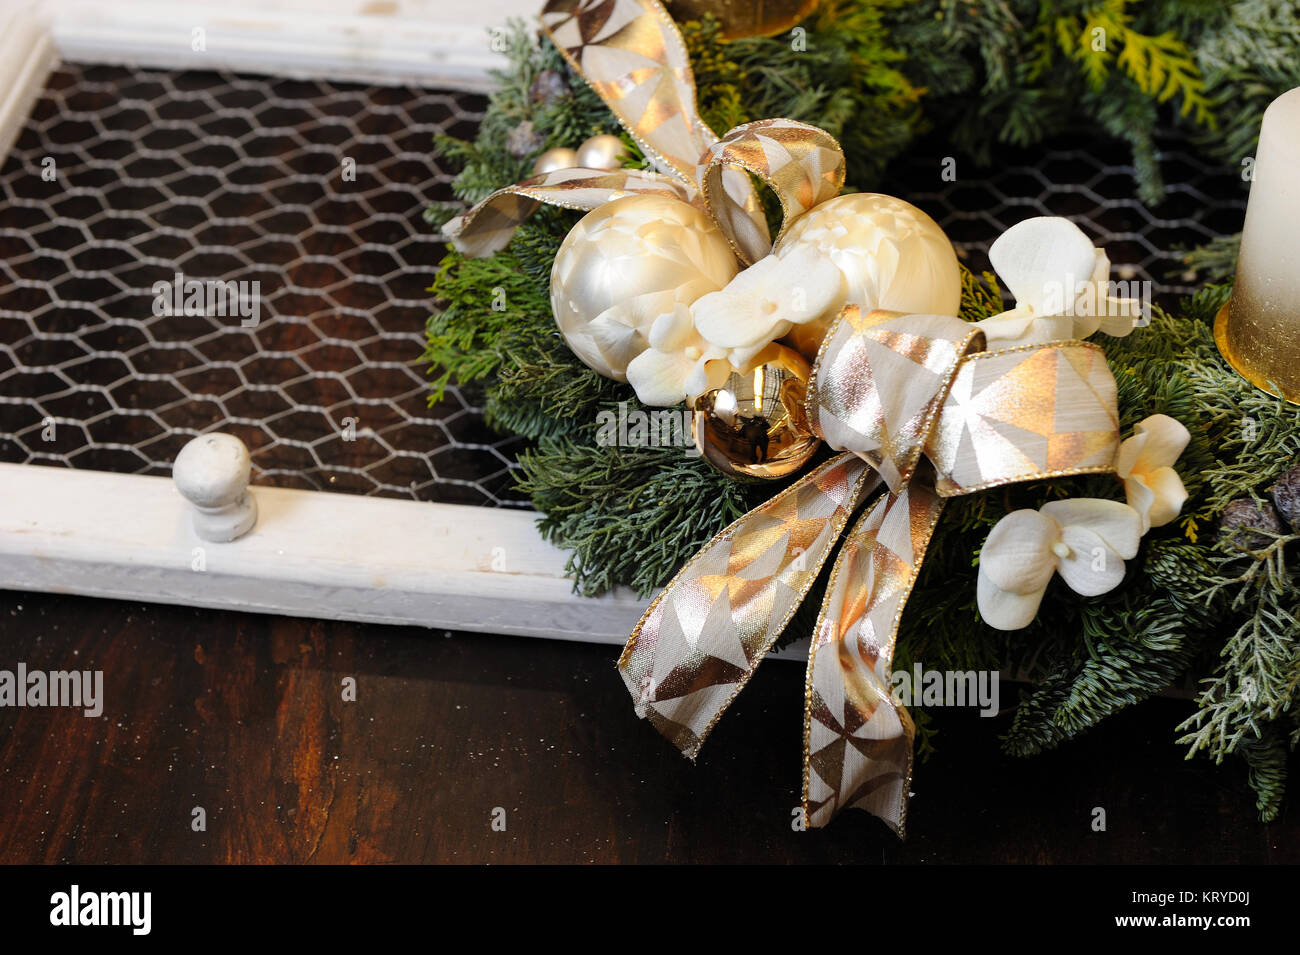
[773,247,843,324]
[724,253,782,296]
[1096,299,1140,337]
[1114,430,1147,480]
[729,332,791,370]
[1144,466,1188,529]
[989,216,1097,313]
[979,509,1059,595]
[1124,475,1157,535]
[1055,526,1126,596]
[1133,414,1190,470]
[1089,249,1110,285]
[682,356,717,401]
[691,290,764,349]
[1071,310,1103,340]
[977,309,1074,347]
[977,570,1048,631]
[626,347,693,407]
[646,303,696,352]
[1041,498,1142,559]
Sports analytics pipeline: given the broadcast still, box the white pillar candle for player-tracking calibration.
[1219,86,1300,400]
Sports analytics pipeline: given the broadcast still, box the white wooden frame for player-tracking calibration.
[0,0,662,644]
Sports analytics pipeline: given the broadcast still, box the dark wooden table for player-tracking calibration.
[0,588,1293,864]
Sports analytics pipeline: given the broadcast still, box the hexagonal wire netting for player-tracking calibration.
[0,64,1248,508]
[0,64,525,507]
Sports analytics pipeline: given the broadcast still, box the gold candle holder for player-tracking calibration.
[1215,87,1300,404]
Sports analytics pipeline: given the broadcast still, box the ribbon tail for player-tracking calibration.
[618,452,881,759]
[442,168,700,257]
[801,475,946,836]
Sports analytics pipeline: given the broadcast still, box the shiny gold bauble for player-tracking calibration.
[664,0,820,39]
[532,147,579,176]
[575,134,628,171]
[774,193,962,361]
[550,195,739,381]
[691,344,819,480]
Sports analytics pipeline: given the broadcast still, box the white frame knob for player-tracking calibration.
[173,433,258,542]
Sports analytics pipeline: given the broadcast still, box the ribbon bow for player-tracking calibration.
[445,0,844,269]
[446,0,1124,834]
[619,309,1119,834]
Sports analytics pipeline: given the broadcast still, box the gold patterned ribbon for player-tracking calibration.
[619,307,1121,834]
[444,0,847,267]
[443,0,1127,834]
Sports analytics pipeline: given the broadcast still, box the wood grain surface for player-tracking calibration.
[0,588,1293,864]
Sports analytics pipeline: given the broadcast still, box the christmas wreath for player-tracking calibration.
[428,0,1300,830]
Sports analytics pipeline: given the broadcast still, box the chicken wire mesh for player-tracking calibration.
[0,64,526,507]
[0,64,1248,507]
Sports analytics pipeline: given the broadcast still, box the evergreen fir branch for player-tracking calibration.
[516,437,762,597]
[1180,233,1241,285]
[1238,726,1289,822]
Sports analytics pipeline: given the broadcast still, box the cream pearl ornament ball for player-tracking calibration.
[773,193,962,360]
[532,147,579,176]
[549,194,740,381]
[575,134,628,171]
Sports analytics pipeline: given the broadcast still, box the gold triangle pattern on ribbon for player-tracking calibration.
[808,308,982,493]
[698,118,845,265]
[618,453,881,757]
[925,341,1120,496]
[802,478,946,834]
[444,167,700,257]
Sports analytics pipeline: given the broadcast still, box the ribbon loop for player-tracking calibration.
[808,307,982,492]
[448,0,776,258]
[699,119,846,266]
[541,0,718,183]
[925,341,1120,496]
[443,168,699,257]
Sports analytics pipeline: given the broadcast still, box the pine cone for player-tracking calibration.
[1268,464,1300,530]
[1218,497,1282,550]
[506,121,546,159]
[529,69,569,105]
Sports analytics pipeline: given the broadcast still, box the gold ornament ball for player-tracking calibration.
[576,134,628,171]
[550,194,739,381]
[691,344,819,481]
[663,0,820,39]
[532,147,579,176]
[774,193,962,361]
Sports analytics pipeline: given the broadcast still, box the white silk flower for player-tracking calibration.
[977,216,1145,348]
[977,498,1142,631]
